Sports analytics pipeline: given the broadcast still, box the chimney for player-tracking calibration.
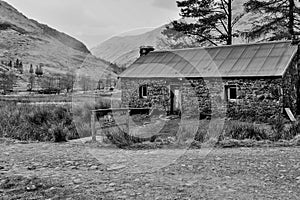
[139,46,155,57]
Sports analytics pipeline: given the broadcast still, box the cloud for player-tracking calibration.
[152,0,177,10]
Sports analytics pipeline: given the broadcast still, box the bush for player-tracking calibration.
[49,123,67,142]
[194,120,268,142]
[103,124,156,148]
[224,121,268,141]
[0,102,79,142]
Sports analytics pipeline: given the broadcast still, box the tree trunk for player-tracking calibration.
[227,0,232,45]
[289,0,295,39]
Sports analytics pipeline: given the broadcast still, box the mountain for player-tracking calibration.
[91,26,165,68]
[0,0,115,84]
[91,0,254,68]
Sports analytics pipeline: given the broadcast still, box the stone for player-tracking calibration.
[90,165,98,170]
[65,161,75,165]
[73,179,82,184]
[26,185,37,191]
[27,165,36,170]
[70,166,78,170]
[107,164,126,171]
[108,183,116,187]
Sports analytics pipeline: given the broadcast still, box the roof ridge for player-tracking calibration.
[153,40,293,53]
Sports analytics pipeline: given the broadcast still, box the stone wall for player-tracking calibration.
[181,78,283,122]
[121,76,287,122]
[282,55,299,115]
[121,78,171,111]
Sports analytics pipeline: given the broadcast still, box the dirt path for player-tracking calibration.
[1,140,300,199]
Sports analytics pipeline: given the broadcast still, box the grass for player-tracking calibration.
[0,102,78,142]
[1,95,299,147]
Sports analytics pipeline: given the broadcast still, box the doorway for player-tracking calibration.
[170,85,181,115]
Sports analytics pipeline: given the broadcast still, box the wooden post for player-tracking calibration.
[126,109,130,134]
[91,111,96,142]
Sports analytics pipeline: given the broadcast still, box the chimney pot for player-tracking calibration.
[140,46,155,56]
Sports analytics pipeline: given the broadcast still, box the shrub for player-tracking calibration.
[286,122,300,139]
[224,121,268,141]
[0,102,79,142]
[49,123,67,142]
[103,124,156,148]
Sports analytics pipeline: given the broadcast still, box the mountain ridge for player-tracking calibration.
[0,0,115,85]
[91,0,254,68]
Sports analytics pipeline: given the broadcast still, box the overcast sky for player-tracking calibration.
[6,0,180,48]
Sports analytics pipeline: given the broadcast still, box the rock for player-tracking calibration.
[107,164,126,171]
[90,165,98,170]
[184,181,197,187]
[70,166,78,170]
[47,187,56,192]
[27,165,36,170]
[42,163,49,168]
[116,195,128,199]
[26,185,37,191]
[0,166,4,170]
[73,179,82,184]
[108,183,116,187]
[87,163,93,167]
[65,161,75,165]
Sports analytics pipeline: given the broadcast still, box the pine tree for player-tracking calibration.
[8,60,12,68]
[39,65,43,76]
[29,64,34,74]
[15,59,19,69]
[242,0,300,41]
[19,62,23,74]
[164,0,243,46]
[35,65,39,76]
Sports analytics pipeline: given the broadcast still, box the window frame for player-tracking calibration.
[225,85,238,102]
[139,85,148,99]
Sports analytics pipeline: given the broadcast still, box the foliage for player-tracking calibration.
[35,65,43,76]
[0,71,16,94]
[223,121,268,141]
[72,99,112,138]
[29,64,34,74]
[49,123,67,142]
[242,0,300,41]
[0,103,79,142]
[164,0,243,46]
[193,120,268,142]
[269,115,299,141]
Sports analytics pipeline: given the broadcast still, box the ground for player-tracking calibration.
[1,140,300,200]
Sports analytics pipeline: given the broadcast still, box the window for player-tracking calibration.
[225,85,237,101]
[139,85,147,98]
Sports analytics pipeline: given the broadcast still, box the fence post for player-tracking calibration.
[91,111,96,142]
[126,109,130,134]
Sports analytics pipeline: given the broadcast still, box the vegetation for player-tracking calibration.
[242,0,300,41]
[193,117,300,144]
[0,71,16,94]
[0,102,78,142]
[165,0,243,46]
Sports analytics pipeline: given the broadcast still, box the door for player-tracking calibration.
[170,85,181,115]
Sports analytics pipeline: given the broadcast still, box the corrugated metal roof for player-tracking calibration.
[120,41,298,78]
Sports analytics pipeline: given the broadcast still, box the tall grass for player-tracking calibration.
[0,102,78,142]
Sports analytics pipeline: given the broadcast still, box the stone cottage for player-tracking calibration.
[119,41,300,122]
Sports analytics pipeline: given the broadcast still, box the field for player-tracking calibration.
[0,140,300,199]
[1,93,300,199]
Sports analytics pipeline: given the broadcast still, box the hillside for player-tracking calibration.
[91,0,254,68]
[0,0,115,88]
[91,26,165,68]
